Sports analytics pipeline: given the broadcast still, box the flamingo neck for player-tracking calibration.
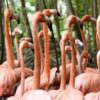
[79,54,85,73]
[80,29,87,51]
[43,22,50,76]
[32,22,41,89]
[60,41,66,90]
[96,16,100,50]
[97,51,100,71]
[19,48,25,97]
[80,29,88,71]
[97,16,100,34]
[69,39,76,88]
[38,31,44,73]
[5,18,15,68]
[82,58,88,70]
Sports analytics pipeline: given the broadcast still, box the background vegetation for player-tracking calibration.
[0,0,100,68]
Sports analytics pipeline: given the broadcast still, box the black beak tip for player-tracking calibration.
[57,12,61,17]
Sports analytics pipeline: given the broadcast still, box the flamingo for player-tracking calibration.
[49,43,72,99]
[21,12,52,100]
[79,15,100,73]
[0,8,34,97]
[75,50,100,95]
[7,41,34,100]
[13,37,34,83]
[64,15,100,95]
[0,8,16,96]
[81,15,96,68]
[42,9,62,89]
[82,15,96,25]
[15,11,52,95]
[49,15,84,89]
[55,31,84,100]
[84,50,100,99]
[49,15,88,89]
[10,28,34,83]
[74,16,100,74]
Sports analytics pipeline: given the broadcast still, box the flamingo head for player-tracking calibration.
[33,11,51,24]
[82,15,91,22]
[19,40,33,50]
[43,9,61,17]
[66,15,76,29]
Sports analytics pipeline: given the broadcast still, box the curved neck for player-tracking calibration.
[4,16,15,68]
[96,16,100,50]
[32,21,41,89]
[42,22,50,76]
[19,47,25,97]
[80,29,88,51]
[69,38,76,88]
[80,29,88,71]
[38,30,44,73]
[60,40,66,90]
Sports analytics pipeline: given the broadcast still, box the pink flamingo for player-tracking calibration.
[0,8,16,96]
[7,41,34,100]
[21,12,52,100]
[56,31,84,100]
[75,49,100,95]
[15,11,51,94]
[42,9,62,89]
[84,51,100,100]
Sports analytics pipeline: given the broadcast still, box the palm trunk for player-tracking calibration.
[0,0,4,64]
[20,0,32,38]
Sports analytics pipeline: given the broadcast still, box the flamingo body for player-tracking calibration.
[22,90,52,100]
[75,73,100,95]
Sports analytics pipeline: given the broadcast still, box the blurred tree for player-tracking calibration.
[20,0,32,37]
[0,0,99,67]
[0,0,4,64]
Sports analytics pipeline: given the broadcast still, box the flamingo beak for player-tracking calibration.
[57,11,61,17]
[44,15,52,25]
[50,9,61,17]
[90,17,96,25]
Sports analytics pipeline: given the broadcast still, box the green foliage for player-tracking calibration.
[1,0,99,67]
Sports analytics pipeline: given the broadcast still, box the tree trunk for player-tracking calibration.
[93,0,98,18]
[20,0,32,38]
[64,0,75,15]
[0,0,5,64]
